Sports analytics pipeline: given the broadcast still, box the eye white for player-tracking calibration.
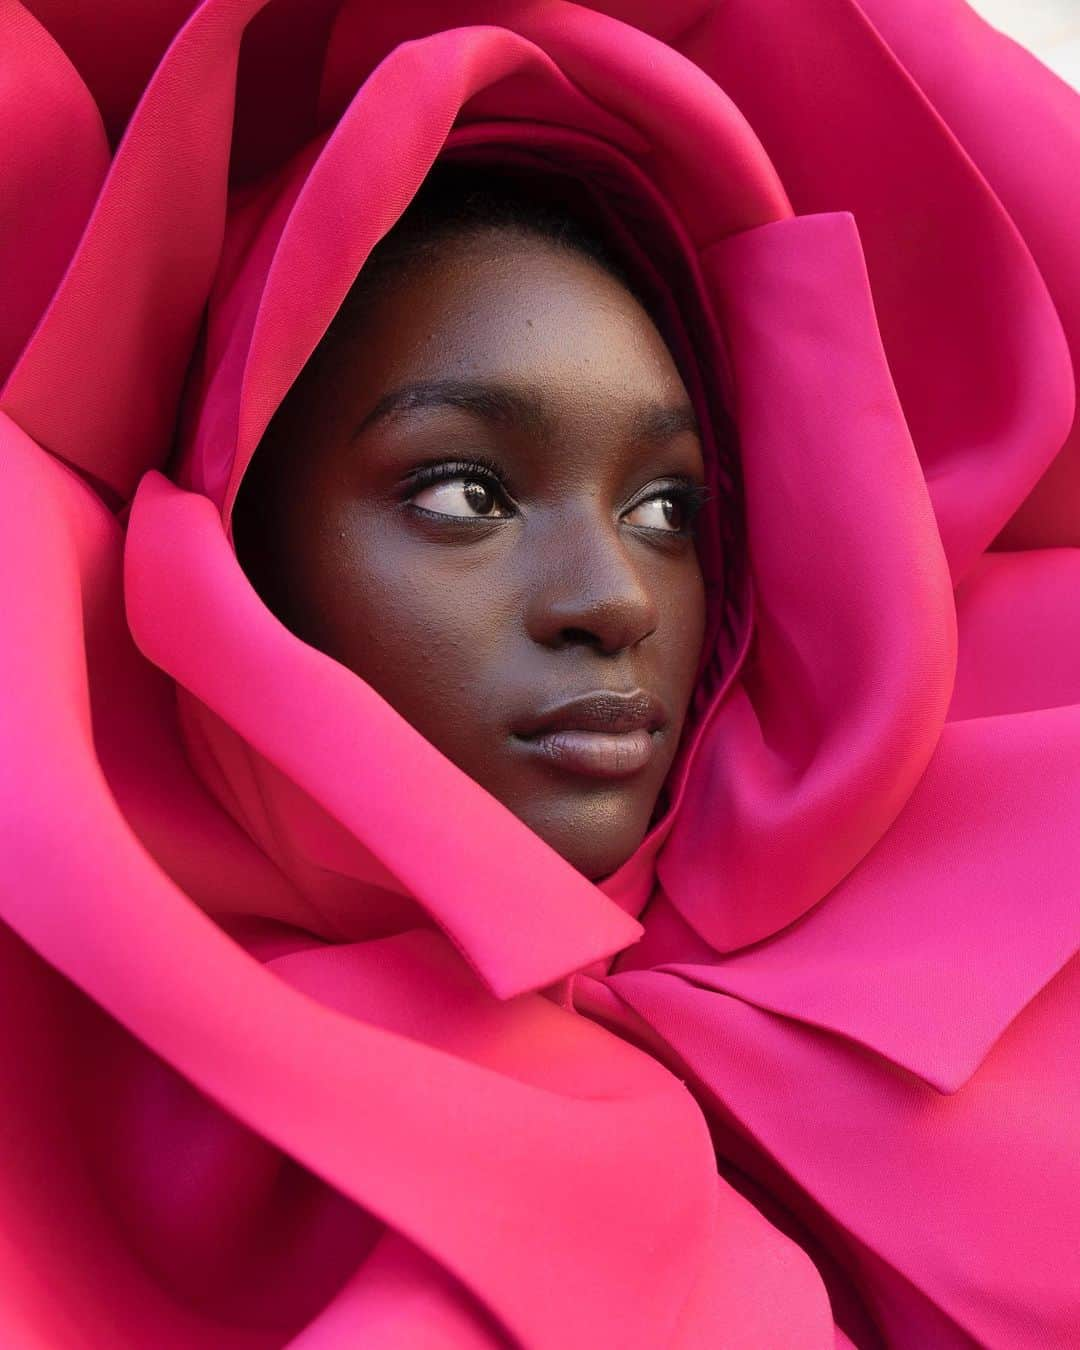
[411,478,505,518]
[623,495,680,532]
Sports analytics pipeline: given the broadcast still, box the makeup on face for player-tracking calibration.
[235,231,709,879]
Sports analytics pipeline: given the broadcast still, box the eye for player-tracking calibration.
[622,483,708,535]
[623,495,686,532]
[404,460,514,520]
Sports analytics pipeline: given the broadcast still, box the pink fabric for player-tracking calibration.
[1,2,1077,1346]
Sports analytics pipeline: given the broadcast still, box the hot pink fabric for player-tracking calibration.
[1,2,1077,1346]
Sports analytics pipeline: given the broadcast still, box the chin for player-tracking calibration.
[527,799,653,882]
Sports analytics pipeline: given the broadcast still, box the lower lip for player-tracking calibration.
[515,728,658,780]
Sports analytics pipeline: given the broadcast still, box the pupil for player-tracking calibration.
[661,497,681,529]
[464,481,494,515]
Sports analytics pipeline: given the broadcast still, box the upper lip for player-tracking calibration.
[513,690,669,739]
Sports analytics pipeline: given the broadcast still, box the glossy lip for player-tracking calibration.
[511,691,668,781]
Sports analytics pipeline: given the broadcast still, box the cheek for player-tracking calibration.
[306,519,516,731]
[657,558,708,688]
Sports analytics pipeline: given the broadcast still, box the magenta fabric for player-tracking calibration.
[1,2,1077,1346]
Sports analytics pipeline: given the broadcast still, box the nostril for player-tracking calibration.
[559,626,604,648]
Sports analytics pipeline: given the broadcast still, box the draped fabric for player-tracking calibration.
[1,2,1077,1346]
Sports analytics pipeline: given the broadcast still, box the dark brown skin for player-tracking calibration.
[237,231,707,879]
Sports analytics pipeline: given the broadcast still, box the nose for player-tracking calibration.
[524,508,660,655]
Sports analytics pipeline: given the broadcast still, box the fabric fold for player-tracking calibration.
[661,212,956,950]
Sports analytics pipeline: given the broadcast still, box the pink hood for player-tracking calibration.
[1,2,1078,1346]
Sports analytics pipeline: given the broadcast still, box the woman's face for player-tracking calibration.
[241,230,708,879]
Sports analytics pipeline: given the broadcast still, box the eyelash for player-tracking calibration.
[406,455,509,502]
[402,458,710,535]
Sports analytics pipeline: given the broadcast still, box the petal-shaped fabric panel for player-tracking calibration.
[0,1,108,387]
[1,0,266,498]
[661,212,955,949]
[0,921,286,1348]
[672,0,1075,581]
[631,706,1080,1091]
[609,957,1080,1350]
[857,0,1080,551]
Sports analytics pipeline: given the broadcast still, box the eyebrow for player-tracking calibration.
[352,378,701,445]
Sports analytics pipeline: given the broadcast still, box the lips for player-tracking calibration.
[512,690,669,780]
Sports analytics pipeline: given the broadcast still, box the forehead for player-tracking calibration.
[323,232,693,432]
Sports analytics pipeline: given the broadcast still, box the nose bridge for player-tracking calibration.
[526,499,660,653]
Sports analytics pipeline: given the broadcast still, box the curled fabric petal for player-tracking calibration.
[0,0,108,386]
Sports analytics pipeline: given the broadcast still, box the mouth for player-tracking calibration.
[511,690,668,781]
